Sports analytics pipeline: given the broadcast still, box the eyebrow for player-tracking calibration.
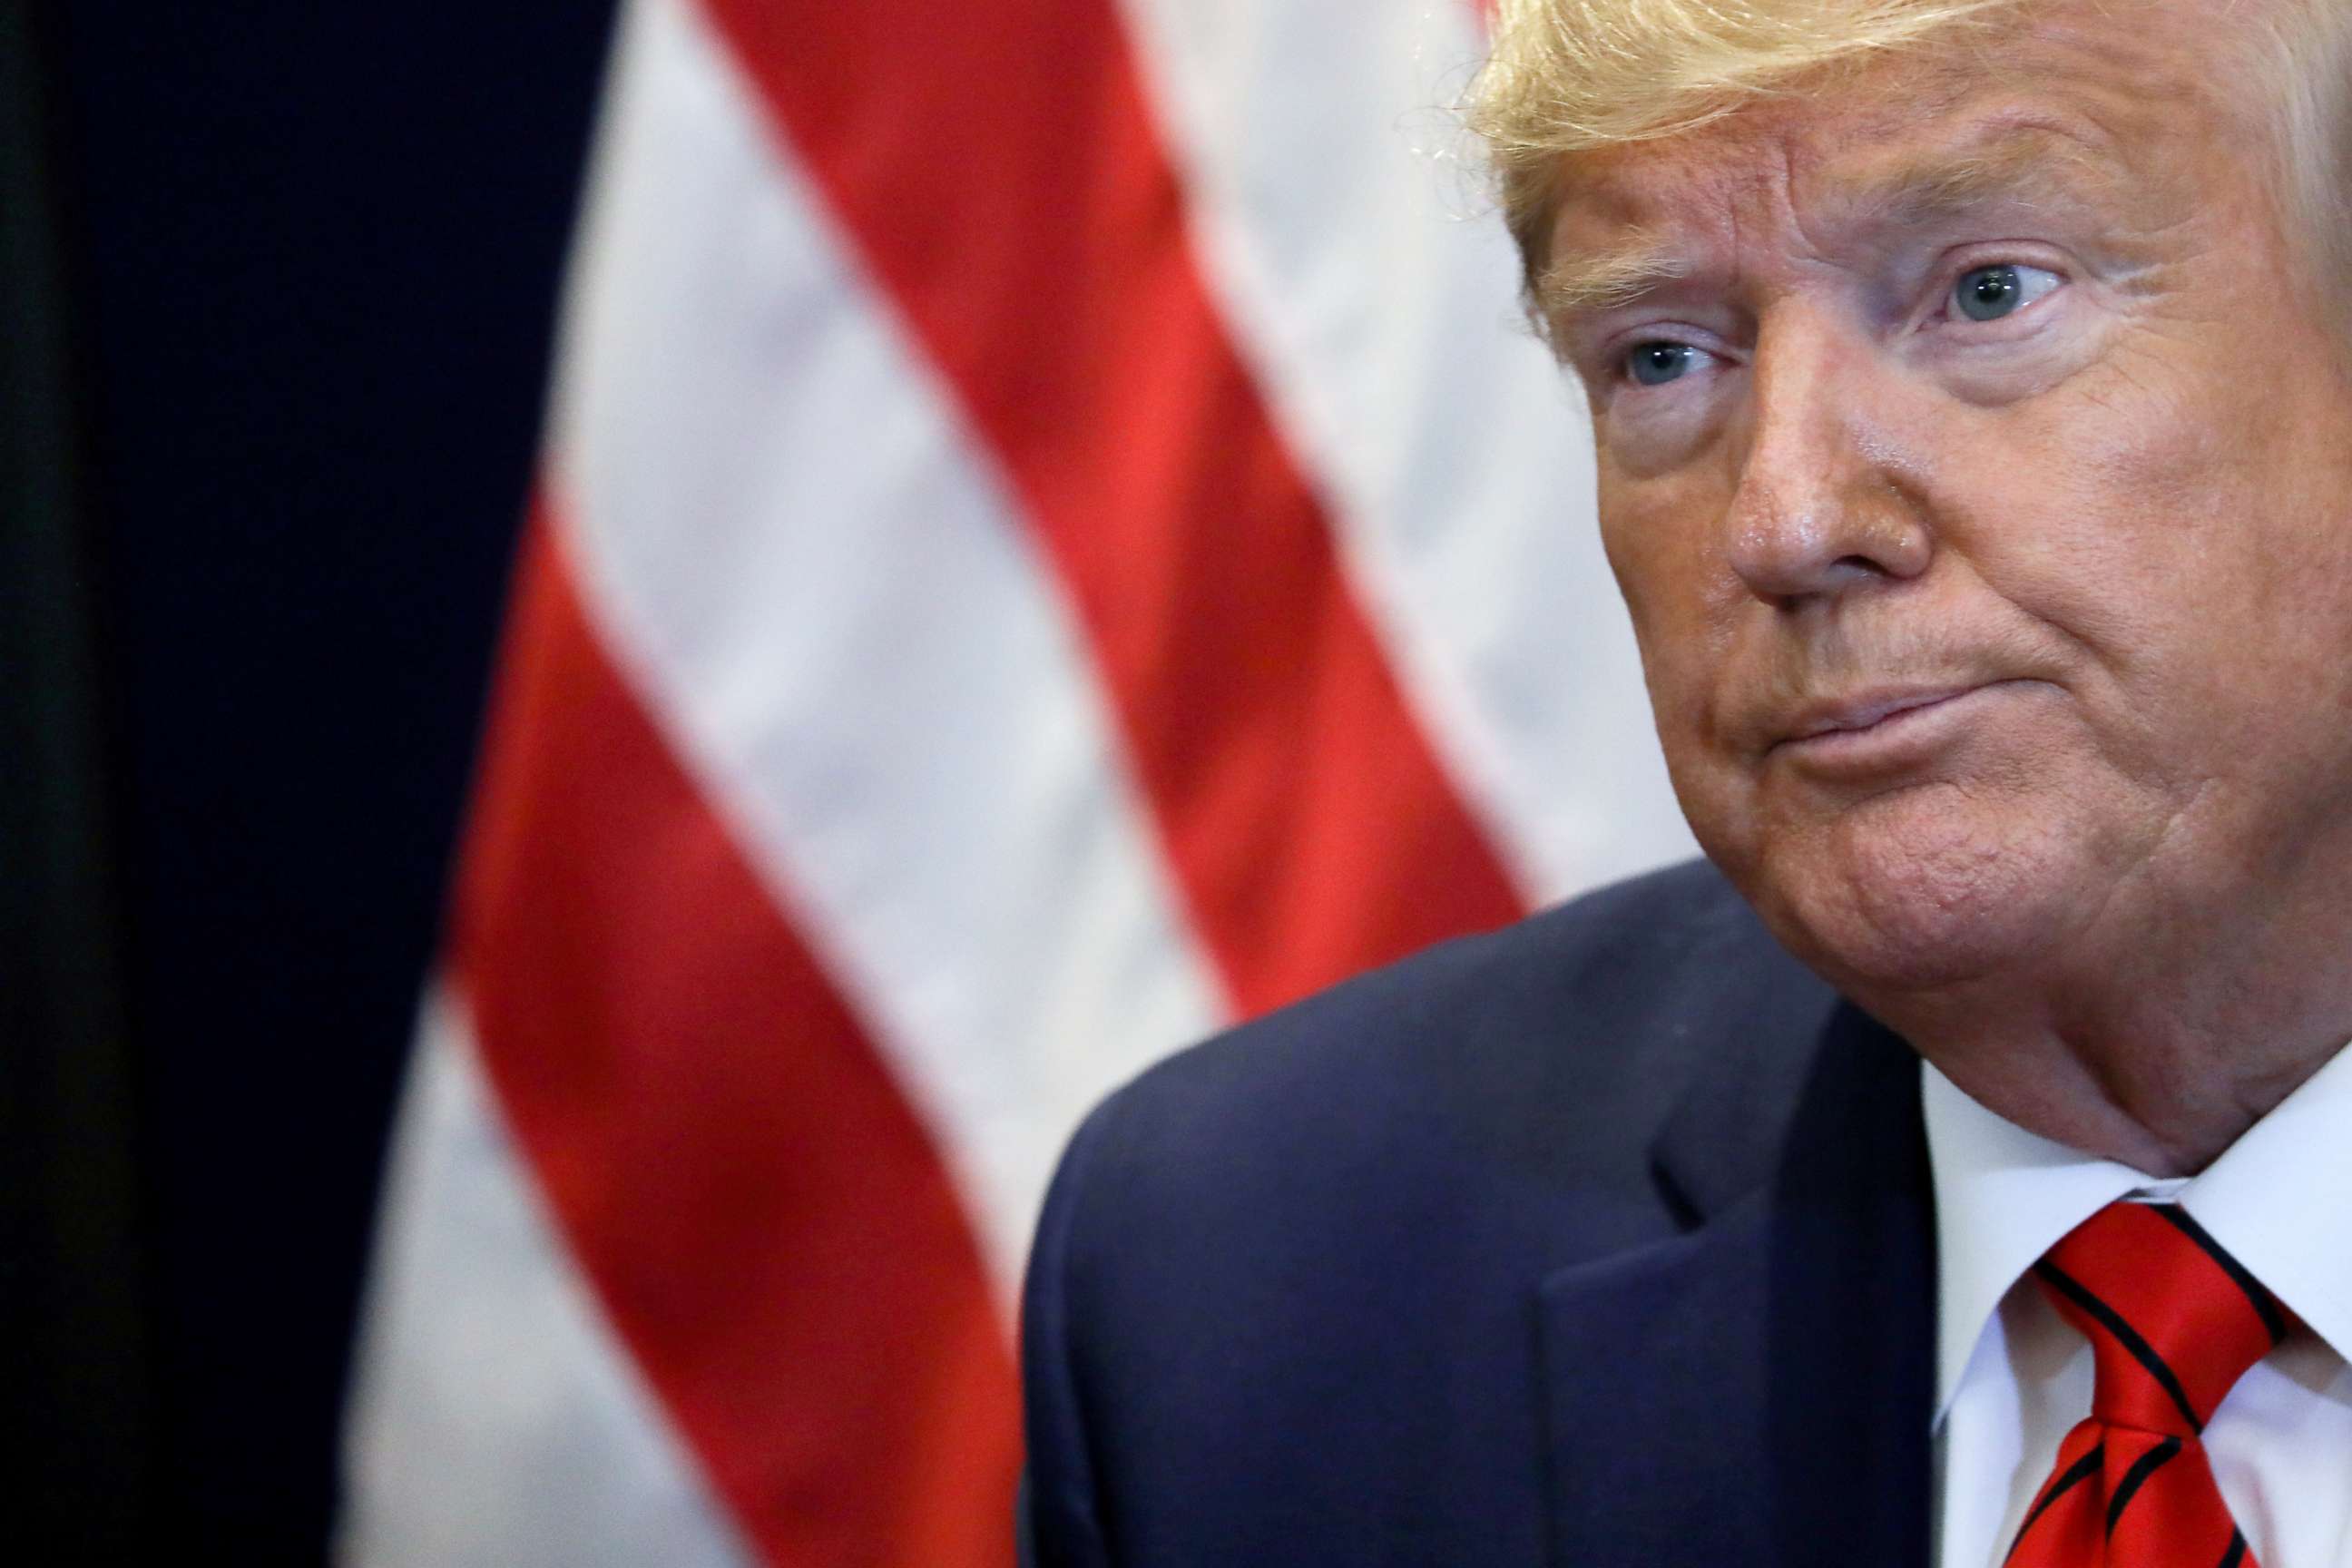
[1533,124,2129,328]
[1533,231,1690,318]
[1847,125,2122,233]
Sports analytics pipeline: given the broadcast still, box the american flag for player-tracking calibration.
[338,0,1691,1561]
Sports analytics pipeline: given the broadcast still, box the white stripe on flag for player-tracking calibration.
[1112,0,1697,899]
[546,0,1230,1301]
[339,985,751,1568]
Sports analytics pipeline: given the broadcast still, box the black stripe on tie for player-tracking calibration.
[2217,1528,2247,1568]
[2154,1204,2290,1346]
[2104,1436,2181,1534]
[2004,1442,2105,1564]
[2035,1259,2205,1432]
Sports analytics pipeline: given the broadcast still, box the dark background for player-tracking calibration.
[5,1,621,1556]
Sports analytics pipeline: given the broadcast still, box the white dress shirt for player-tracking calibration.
[1926,1043,2352,1568]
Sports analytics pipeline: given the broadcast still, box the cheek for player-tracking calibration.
[1598,486,1729,747]
[1596,483,1764,863]
[1597,462,1736,651]
[1941,339,2352,801]
[1954,351,2239,665]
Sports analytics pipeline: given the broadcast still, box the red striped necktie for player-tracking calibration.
[2004,1200,2294,1568]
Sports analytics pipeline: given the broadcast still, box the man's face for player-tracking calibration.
[1545,0,2352,997]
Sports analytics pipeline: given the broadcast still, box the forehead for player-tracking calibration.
[1541,0,2250,299]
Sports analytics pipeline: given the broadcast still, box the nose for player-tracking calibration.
[1721,303,1931,606]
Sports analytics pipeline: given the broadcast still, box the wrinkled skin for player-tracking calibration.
[1544,0,2352,1172]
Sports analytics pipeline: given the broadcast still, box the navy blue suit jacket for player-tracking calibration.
[1018,858,1938,1566]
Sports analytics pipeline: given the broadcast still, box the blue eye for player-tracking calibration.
[1952,262,2062,322]
[1626,341,1701,386]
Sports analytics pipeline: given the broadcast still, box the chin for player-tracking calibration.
[1728,781,2089,995]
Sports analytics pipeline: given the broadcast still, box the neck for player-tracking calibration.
[1903,1007,2338,1177]
[1851,882,2352,1176]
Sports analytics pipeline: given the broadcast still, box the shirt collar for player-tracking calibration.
[1922,1040,2352,1426]
[1921,1062,2151,1424]
[2173,1040,2352,1367]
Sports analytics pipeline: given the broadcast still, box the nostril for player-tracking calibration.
[1726,491,1932,604]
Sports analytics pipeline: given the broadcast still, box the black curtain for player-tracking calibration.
[11,1,619,1555]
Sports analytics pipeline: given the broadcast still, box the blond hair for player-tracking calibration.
[2261,0,2352,345]
[1467,0,2352,338]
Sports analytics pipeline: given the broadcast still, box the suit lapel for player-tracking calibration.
[1537,1003,1936,1567]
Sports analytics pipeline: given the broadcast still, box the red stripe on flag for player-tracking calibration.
[695,0,1527,1014]
[450,496,1019,1568]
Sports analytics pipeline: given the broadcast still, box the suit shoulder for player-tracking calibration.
[1054,858,1824,1226]
[1114,856,1798,1122]
[1020,859,1873,1563]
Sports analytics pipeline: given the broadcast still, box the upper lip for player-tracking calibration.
[1778,684,1986,745]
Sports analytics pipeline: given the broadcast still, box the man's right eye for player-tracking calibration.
[1624,341,1704,387]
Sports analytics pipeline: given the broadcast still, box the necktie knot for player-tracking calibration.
[2006,1202,2291,1566]
[2032,1200,2291,1437]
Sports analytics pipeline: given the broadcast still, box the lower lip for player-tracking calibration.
[1776,685,2014,776]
